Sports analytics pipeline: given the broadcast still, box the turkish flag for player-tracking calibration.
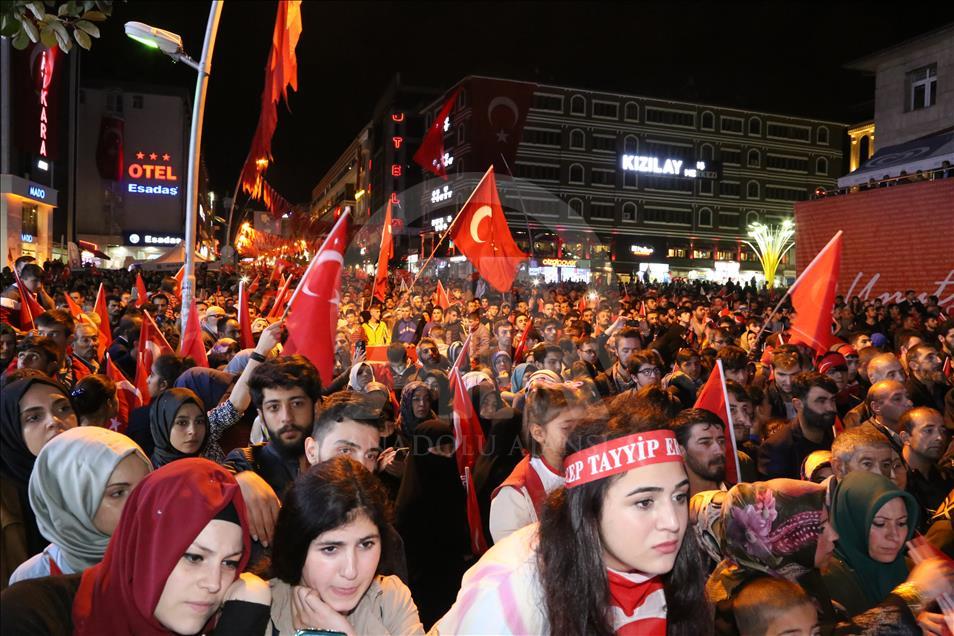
[788,231,843,356]
[95,115,124,181]
[247,274,261,295]
[93,283,112,347]
[172,266,184,299]
[178,296,209,368]
[282,210,350,384]
[693,360,742,485]
[237,280,255,350]
[449,166,527,293]
[468,78,535,173]
[135,311,174,405]
[267,273,294,320]
[135,272,148,307]
[105,354,142,434]
[413,89,459,178]
[64,291,84,319]
[435,280,450,310]
[464,466,489,556]
[372,201,393,303]
[512,315,534,364]
[450,365,485,478]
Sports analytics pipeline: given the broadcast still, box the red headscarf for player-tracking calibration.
[72,458,251,636]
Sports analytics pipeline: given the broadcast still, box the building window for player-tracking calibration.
[624,171,637,188]
[570,95,586,115]
[816,157,828,175]
[766,153,809,173]
[515,162,561,182]
[700,143,714,162]
[569,164,585,184]
[645,207,692,225]
[906,64,937,111]
[106,92,124,114]
[701,111,714,130]
[747,181,760,199]
[719,181,741,197]
[593,100,619,119]
[765,185,808,201]
[132,95,144,109]
[532,93,564,112]
[570,129,585,150]
[699,179,714,195]
[592,134,616,153]
[590,202,615,221]
[622,201,637,222]
[624,102,639,121]
[748,117,761,136]
[817,127,829,145]
[766,122,811,142]
[721,147,741,165]
[523,127,562,147]
[746,210,760,227]
[623,135,638,153]
[644,175,693,192]
[719,212,739,230]
[747,148,760,167]
[457,122,467,144]
[591,168,616,187]
[698,208,713,227]
[456,89,468,109]
[568,198,584,217]
[720,116,744,134]
[645,107,695,128]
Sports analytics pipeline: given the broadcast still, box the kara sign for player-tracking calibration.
[620,154,706,178]
[126,151,180,197]
[124,232,183,246]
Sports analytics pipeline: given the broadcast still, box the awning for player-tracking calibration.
[78,240,110,260]
[838,129,954,187]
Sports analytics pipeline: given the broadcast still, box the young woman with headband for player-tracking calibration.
[433,408,712,635]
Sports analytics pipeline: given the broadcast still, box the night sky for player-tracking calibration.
[81,2,954,204]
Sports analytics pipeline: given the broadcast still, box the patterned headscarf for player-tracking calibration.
[706,479,826,603]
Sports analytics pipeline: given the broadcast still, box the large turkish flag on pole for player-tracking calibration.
[694,360,742,485]
[788,231,843,356]
[282,209,351,384]
[413,89,459,178]
[372,201,393,303]
[449,166,527,293]
[237,279,255,350]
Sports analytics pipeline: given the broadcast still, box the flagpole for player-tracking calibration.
[394,166,495,312]
[756,230,843,347]
[281,207,352,321]
[715,360,743,483]
[498,154,535,260]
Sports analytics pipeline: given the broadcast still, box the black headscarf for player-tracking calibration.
[0,375,75,555]
[174,367,235,408]
[149,388,208,468]
[398,381,435,437]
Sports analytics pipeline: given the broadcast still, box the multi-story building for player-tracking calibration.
[417,76,847,285]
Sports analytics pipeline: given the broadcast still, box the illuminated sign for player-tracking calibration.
[126,151,180,197]
[542,258,579,268]
[621,155,706,178]
[431,215,453,232]
[630,244,655,257]
[125,232,183,246]
[38,48,55,158]
[21,233,35,243]
[431,185,453,204]
[28,185,47,199]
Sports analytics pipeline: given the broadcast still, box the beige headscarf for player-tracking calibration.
[28,426,151,571]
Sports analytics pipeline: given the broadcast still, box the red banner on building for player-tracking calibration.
[467,78,536,174]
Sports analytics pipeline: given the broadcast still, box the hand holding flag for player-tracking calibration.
[693,359,742,484]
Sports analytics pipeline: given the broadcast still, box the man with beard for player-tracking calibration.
[861,379,914,454]
[767,348,803,420]
[905,343,949,411]
[417,336,449,371]
[759,372,838,479]
[224,355,322,547]
[670,408,727,495]
[900,407,954,529]
[593,326,643,398]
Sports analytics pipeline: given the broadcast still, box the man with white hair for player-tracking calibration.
[843,352,906,427]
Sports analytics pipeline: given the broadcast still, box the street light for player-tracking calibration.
[744,219,795,289]
[125,3,224,339]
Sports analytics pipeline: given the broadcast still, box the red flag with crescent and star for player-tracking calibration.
[449,166,527,293]
[135,272,148,307]
[283,209,351,384]
[788,231,843,356]
[468,78,535,173]
[105,354,141,434]
[135,311,174,405]
[372,201,393,303]
[413,89,459,179]
[435,280,450,310]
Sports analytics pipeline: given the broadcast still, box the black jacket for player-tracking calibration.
[905,375,948,411]
[107,335,136,381]
[223,442,301,498]
[758,418,833,480]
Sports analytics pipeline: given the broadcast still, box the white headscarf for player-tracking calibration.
[348,362,376,392]
[28,426,150,571]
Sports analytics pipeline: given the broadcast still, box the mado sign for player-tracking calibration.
[621,154,706,178]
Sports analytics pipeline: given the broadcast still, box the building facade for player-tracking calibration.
[418,76,847,285]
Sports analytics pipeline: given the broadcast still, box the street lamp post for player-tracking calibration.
[744,219,795,289]
[125,0,224,338]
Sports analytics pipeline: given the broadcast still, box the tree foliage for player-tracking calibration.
[1,1,113,53]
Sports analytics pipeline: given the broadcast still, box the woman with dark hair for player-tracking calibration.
[397,381,435,437]
[70,374,118,428]
[417,368,451,418]
[1,458,271,635]
[267,456,423,635]
[435,410,712,635]
[149,388,209,468]
[1,376,78,589]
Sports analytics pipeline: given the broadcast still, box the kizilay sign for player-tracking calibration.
[620,154,707,178]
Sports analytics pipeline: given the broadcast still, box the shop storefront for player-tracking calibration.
[1,175,57,265]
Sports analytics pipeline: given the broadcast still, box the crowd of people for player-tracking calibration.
[1,253,953,635]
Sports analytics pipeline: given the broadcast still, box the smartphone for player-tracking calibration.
[354,340,366,356]
[296,631,347,636]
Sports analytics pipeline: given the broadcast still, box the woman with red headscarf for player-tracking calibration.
[1,458,271,635]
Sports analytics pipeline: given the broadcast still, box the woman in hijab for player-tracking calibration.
[348,361,376,393]
[1,376,78,589]
[1,458,271,635]
[397,381,435,437]
[418,368,451,418]
[394,419,471,627]
[174,367,234,410]
[174,367,245,462]
[9,426,151,583]
[491,350,513,389]
[149,388,209,468]
[822,471,920,616]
